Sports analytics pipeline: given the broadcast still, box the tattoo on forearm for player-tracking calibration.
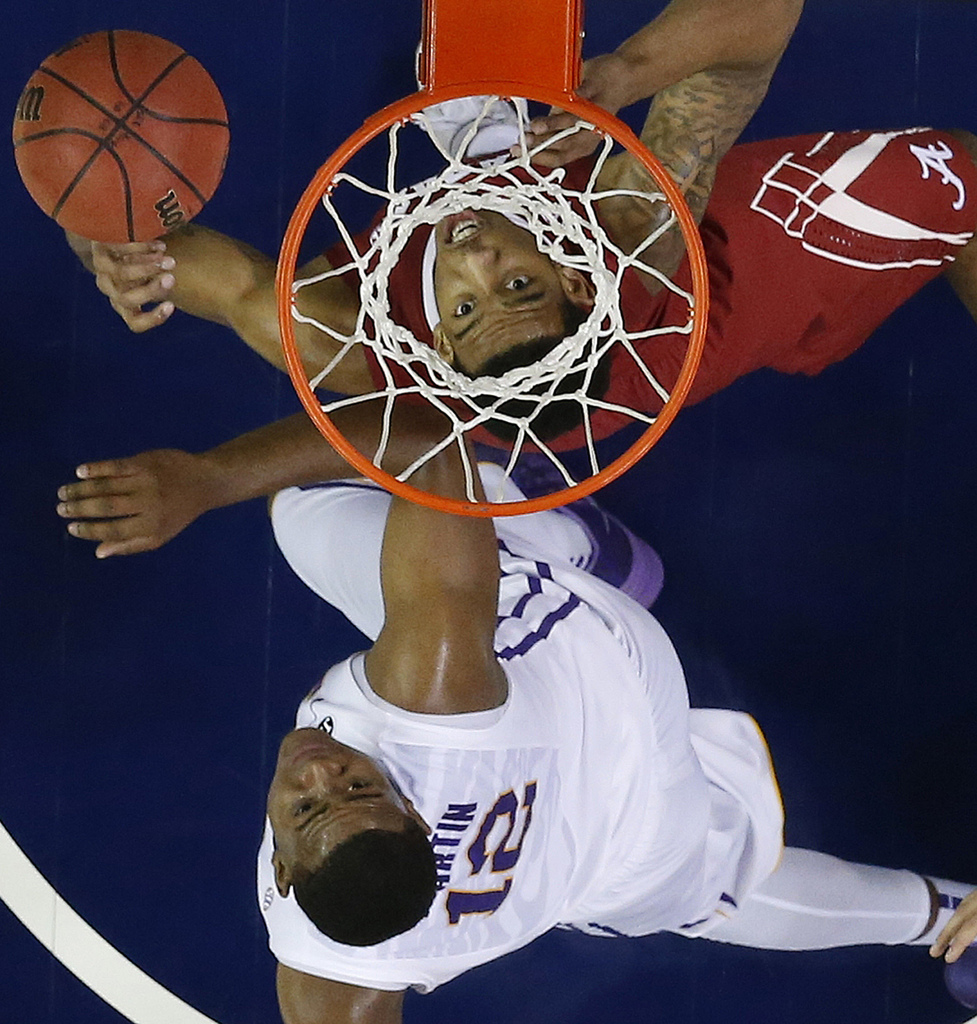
[598,64,774,289]
[643,65,771,216]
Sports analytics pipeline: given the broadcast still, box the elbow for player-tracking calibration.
[765,0,805,56]
[723,0,805,70]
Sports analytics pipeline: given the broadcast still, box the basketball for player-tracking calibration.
[945,946,977,1009]
[12,30,229,243]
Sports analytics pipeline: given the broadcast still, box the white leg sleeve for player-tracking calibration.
[703,847,932,950]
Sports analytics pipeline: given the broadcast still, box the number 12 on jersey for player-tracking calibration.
[445,782,537,925]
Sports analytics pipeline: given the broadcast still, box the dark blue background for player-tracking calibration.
[3,2,977,1022]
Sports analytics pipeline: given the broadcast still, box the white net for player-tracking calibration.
[288,95,701,507]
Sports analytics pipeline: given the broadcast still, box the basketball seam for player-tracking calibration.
[105,30,227,128]
[13,126,105,148]
[51,142,133,240]
[126,109,228,127]
[32,31,226,238]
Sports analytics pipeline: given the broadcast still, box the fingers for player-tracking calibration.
[512,112,602,169]
[510,52,633,169]
[930,891,977,962]
[63,516,159,559]
[58,461,152,519]
[57,459,159,558]
[528,111,581,137]
[935,922,977,963]
[70,457,148,482]
[107,294,176,334]
[57,490,144,521]
[58,500,159,558]
[57,449,201,558]
[519,133,602,169]
[90,241,176,333]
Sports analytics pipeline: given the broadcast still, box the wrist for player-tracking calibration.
[186,449,246,516]
[65,230,96,272]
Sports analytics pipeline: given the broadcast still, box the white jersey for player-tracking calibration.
[259,477,784,993]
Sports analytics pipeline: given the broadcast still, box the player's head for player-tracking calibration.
[266,727,437,946]
[431,209,595,376]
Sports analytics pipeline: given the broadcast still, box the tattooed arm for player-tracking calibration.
[529,0,801,292]
[528,0,803,168]
[595,61,777,292]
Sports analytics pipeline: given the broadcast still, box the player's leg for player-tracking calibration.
[943,130,977,324]
[698,847,973,951]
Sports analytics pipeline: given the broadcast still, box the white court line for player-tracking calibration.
[0,819,221,1024]
[2,816,975,1024]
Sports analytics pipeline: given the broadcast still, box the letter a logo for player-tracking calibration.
[909,141,966,211]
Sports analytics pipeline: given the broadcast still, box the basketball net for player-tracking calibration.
[287,98,700,509]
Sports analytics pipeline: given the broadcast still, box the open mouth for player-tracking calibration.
[442,210,483,244]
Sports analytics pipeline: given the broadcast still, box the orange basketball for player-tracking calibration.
[12,30,229,242]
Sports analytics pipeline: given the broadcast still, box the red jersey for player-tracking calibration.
[327,129,977,450]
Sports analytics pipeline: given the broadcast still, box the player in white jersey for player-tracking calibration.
[260,470,783,992]
[55,405,977,1022]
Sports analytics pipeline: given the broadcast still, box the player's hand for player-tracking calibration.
[931,889,977,963]
[517,53,633,169]
[56,449,214,558]
[86,237,177,333]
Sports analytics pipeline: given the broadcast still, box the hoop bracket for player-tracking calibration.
[419,0,583,98]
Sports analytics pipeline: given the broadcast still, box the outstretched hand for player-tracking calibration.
[517,54,634,169]
[931,889,977,963]
[56,450,215,558]
[67,232,177,332]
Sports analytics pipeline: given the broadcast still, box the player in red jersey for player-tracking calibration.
[67,0,803,408]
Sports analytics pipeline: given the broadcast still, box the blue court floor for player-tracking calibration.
[3,2,977,1022]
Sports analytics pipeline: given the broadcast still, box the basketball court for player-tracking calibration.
[3,2,977,1022]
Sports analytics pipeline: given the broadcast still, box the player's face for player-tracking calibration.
[432,209,593,374]
[266,728,425,895]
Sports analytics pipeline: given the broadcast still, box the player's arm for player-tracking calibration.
[587,0,802,292]
[66,224,373,394]
[57,405,443,558]
[58,399,505,707]
[365,429,506,716]
[528,0,804,166]
[277,964,404,1024]
[594,55,778,292]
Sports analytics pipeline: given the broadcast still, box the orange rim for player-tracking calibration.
[276,86,708,517]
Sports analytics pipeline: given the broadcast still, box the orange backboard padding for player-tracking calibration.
[420,0,583,96]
